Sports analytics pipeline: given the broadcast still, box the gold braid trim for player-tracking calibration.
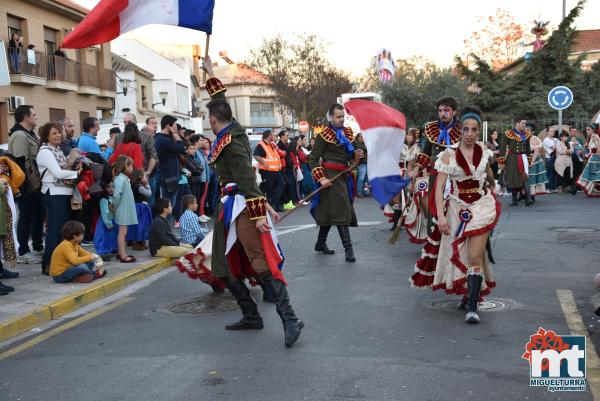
[245,197,267,220]
[312,167,326,182]
[206,77,227,97]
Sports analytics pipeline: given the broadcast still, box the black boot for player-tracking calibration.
[510,190,518,206]
[258,273,304,348]
[224,279,264,330]
[337,225,355,262]
[314,226,335,254]
[524,185,533,206]
[390,209,402,231]
[465,274,483,324]
[0,282,14,293]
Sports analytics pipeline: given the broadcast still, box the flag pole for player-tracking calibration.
[202,33,211,83]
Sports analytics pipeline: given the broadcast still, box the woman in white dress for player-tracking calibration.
[410,107,500,324]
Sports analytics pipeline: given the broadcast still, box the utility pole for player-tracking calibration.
[562,0,566,20]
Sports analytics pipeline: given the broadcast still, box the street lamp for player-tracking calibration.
[117,77,132,96]
[153,91,168,107]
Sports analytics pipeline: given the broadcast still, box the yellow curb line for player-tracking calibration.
[0,258,172,343]
[557,289,600,400]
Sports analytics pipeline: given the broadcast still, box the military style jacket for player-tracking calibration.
[414,119,462,171]
[205,77,267,220]
[497,128,532,188]
[308,125,358,227]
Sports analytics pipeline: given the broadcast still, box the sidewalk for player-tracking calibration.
[0,246,173,342]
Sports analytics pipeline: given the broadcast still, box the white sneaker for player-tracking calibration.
[199,215,210,223]
[31,249,44,258]
[17,252,42,264]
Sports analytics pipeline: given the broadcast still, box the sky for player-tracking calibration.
[74,0,600,77]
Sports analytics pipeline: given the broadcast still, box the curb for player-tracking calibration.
[0,258,172,343]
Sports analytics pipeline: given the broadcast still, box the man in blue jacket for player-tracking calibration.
[154,115,186,213]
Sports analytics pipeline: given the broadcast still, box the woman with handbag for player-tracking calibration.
[37,122,82,275]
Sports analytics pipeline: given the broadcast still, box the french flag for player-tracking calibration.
[344,99,411,206]
[62,0,215,49]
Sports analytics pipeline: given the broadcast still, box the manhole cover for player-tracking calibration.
[169,294,239,314]
[549,227,599,233]
[426,298,513,312]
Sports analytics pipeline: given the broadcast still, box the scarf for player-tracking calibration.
[40,143,70,187]
[437,119,457,145]
[208,123,234,161]
[514,128,527,141]
[330,125,355,157]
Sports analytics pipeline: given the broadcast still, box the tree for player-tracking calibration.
[463,8,531,70]
[456,0,598,122]
[377,56,469,127]
[247,34,352,126]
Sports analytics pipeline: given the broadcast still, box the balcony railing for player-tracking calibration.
[47,55,79,85]
[79,63,99,88]
[7,48,46,78]
[99,68,116,91]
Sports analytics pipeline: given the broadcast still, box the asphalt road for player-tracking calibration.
[1,193,599,401]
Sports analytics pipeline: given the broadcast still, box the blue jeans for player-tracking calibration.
[545,158,556,191]
[53,262,95,283]
[9,49,20,73]
[42,192,70,270]
[357,164,368,195]
[148,174,158,209]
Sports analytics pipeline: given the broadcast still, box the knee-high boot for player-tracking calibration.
[225,278,264,330]
[465,273,483,324]
[390,209,402,231]
[510,189,519,206]
[258,273,304,348]
[337,225,355,262]
[523,184,533,206]
[315,225,335,254]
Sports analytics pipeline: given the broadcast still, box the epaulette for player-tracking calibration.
[209,133,232,163]
[423,120,461,147]
[505,129,531,142]
[320,126,355,144]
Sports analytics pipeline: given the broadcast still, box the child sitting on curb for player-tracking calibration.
[149,198,193,258]
[51,221,106,283]
[179,195,207,247]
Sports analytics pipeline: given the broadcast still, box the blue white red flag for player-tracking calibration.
[62,0,215,49]
[344,100,411,206]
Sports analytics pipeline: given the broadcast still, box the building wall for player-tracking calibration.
[0,0,114,142]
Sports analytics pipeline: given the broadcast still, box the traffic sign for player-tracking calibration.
[548,86,573,110]
[298,121,309,132]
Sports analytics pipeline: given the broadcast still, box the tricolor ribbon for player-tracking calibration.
[455,209,473,237]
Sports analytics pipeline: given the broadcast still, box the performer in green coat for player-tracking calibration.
[309,104,363,263]
[203,57,303,348]
[497,117,533,206]
[409,97,462,233]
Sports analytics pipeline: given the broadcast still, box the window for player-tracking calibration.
[141,85,148,109]
[250,102,275,118]
[49,108,65,122]
[44,27,58,78]
[7,15,22,39]
[79,111,89,132]
[176,83,188,114]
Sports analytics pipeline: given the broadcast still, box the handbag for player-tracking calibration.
[296,166,304,182]
[163,176,179,193]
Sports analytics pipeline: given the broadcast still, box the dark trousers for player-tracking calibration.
[42,193,71,271]
[259,170,285,211]
[17,190,45,256]
[190,181,207,215]
[173,184,191,220]
[558,167,572,189]
[545,158,557,191]
[72,199,96,242]
[282,168,299,204]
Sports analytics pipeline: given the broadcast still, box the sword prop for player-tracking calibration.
[388,189,412,244]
